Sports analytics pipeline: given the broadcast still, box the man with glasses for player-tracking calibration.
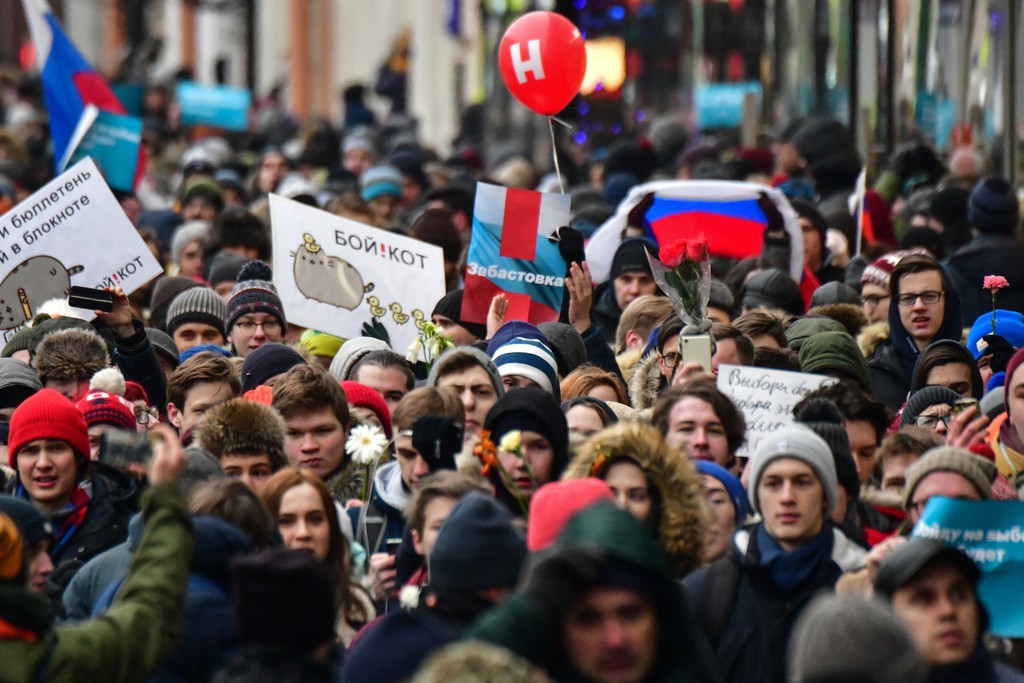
[866,254,964,410]
[224,261,287,359]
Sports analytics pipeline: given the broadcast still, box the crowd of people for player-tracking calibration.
[1,69,1024,683]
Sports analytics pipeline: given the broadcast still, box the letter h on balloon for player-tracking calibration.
[510,40,546,84]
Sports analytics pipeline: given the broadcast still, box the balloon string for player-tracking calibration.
[549,117,564,194]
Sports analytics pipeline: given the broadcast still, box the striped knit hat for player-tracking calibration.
[226,260,287,332]
[167,286,227,338]
[487,321,560,400]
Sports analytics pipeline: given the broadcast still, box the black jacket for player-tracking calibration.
[945,236,1024,326]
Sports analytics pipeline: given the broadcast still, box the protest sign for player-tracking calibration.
[0,157,162,341]
[59,105,142,192]
[694,81,762,129]
[914,498,1024,637]
[269,195,446,352]
[461,183,569,325]
[716,364,835,455]
[177,81,251,131]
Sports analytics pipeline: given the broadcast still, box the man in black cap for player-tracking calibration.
[592,238,660,344]
[875,538,1024,681]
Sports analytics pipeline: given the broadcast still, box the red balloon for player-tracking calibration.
[498,11,587,116]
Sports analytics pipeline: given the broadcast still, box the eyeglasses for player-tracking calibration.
[234,319,282,334]
[896,290,943,307]
[660,352,680,369]
[915,413,952,429]
[136,406,160,425]
[860,295,886,307]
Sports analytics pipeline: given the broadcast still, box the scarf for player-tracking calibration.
[20,479,93,558]
[755,523,834,593]
[997,418,1024,484]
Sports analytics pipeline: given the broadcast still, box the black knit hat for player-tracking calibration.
[240,343,306,392]
[610,238,657,281]
[431,290,486,340]
[484,387,569,477]
[741,268,804,316]
[0,495,53,548]
[166,286,227,338]
[899,385,962,427]
[231,548,336,652]
[794,398,860,500]
[205,252,249,287]
[428,491,527,591]
[225,261,286,332]
[968,177,1020,235]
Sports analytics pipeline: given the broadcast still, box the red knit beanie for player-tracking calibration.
[75,391,137,432]
[9,388,91,466]
[339,380,392,439]
[527,478,614,551]
[123,381,150,406]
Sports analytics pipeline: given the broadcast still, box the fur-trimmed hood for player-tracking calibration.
[857,321,890,358]
[32,327,109,384]
[562,421,708,577]
[627,351,663,413]
[195,397,287,468]
[615,347,643,384]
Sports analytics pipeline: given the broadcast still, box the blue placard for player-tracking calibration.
[111,83,145,116]
[694,81,762,130]
[914,497,1024,637]
[177,81,251,131]
[66,110,142,192]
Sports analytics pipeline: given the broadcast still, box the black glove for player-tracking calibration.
[552,225,585,267]
[626,192,656,233]
[982,334,1016,374]
[412,415,463,472]
[361,317,391,345]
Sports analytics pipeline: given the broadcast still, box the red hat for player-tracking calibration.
[9,389,91,466]
[527,478,614,551]
[75,391,136,432]
[339,381,392,439]
[123,380,150,406]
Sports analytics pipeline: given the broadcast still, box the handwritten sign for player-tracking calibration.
[914,498,1024,637]
[268,195,446,352]
[716,364,835,455]
[0,158,162,341]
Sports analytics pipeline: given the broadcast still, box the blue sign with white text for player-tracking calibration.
[177,81,251,131]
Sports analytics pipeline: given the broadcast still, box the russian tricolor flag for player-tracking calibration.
[21,0,143,184]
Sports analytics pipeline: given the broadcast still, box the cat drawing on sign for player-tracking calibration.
[292,234,375,311]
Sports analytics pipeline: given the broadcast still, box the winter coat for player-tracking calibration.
[562,421,708,577]
[859,322,909,410]
[469,502,719,683]
[627,350,663,414]
[684,524,867,683]
[0,483,195,683]
[591,283,623,346]
[945,236,1024,325]
[62,513,143,621]
[347,460,408,555]
[109,319,168,419]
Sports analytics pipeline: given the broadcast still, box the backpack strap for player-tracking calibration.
[699,555,742,649]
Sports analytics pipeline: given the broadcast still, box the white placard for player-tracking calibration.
[716,364,836,456]
[269,195,446,352]
[0,157,162,342]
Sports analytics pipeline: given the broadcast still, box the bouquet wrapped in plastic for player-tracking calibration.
[646,235,713,335]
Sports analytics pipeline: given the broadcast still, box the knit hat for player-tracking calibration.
[793,398,860,500]
[240,343,306,393]
[899,385,962,427]
[487,321,559,399]
[299,329,344,361]
[790,198,828,244]
[537,322,587,377]
[484,387,569,477]
[798,331,873,393]
[205,252,249,288]
[430,290,487,341]
[741,268,805,316]
[694,461,751,525]
[148,277,201,332]
[1,327,33,358]
[0,512,23,582]
[901,446,994,510]
[75,390,136,431]
[785,317,844,352]
[0,358,42,410]
[809,281,860,308]
[968,177,1021,235]
[708,279,737,318]
[425,346,505,400]
[967,310,1024,360]
[360,165,403,202]
[609,238,657,281]
[181,177,225,213]
[859,252,906,290]
[788,594,928,683]
[144,328,180,370]
[180,344,232,364]
[225,261,286,332]
[166,286,227,338]
[429,491,527,591]
[747,423,838,515]
[527,478,614,551]
[195,398,287,468]
[328,337,391,381]
[342,133,377,158]
[33,328,109,386]
[231,548,336,652]
[9,388,91,465]
[875,537,981,599]
[340,380,393,439]
[170,220,209,264]
[123,381,150,406]
[0,495,53,548]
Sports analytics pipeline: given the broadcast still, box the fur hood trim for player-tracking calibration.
[616,347,643,384]
[195,397,287,468]
[33,328,109,383]
[563,421,708,577]
[857,321,890,358]
[628,352,663,412]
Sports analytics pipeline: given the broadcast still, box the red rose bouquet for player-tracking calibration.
[647,234,712,331]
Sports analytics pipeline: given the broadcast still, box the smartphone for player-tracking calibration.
[68,286,114,313]
[385,539,402,556]
[680,335,713,373]
[100,430,153,470]
[953,398,979,416]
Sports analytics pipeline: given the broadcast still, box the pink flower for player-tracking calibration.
[984,275,1009,292]
[687,239,709,262]
[659,239,688,268]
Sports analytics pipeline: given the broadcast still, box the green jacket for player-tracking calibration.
[0,483,195,683]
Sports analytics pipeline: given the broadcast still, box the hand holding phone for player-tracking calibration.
[68,285,115,313]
